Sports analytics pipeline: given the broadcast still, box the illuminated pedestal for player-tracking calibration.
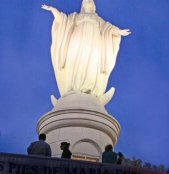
[37,92,120,162]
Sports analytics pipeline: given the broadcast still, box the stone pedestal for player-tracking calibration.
[37,92,120,161]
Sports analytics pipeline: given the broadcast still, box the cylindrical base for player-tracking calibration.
[37,92,120,161]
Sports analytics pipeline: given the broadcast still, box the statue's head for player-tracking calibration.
[81,0,96,13]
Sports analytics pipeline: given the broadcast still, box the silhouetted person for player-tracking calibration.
[116,152,124,165]
[60,142,72,159]
[167,168,169,174]
[27,133,51,156]
[102,144,117,164]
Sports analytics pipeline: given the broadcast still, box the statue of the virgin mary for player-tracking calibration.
[41,0,131,105]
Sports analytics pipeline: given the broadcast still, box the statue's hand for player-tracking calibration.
[41,4,51,11]
[41,4,60,18]
[119,29,131,36]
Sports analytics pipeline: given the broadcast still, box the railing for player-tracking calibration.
[0,152,165,174]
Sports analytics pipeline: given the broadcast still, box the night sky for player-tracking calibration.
[0,0,169,167]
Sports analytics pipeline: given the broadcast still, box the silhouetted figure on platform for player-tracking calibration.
[60,142,72,159]
[102,144,117,164]
[117,152,124,165]
[27,133,51,156]
[167,168,169,173]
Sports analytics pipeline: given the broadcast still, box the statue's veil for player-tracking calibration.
[80,0,96,13]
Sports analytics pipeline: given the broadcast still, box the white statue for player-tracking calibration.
[41,0,131,105]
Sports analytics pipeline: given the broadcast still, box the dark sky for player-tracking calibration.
[0,0,169,167]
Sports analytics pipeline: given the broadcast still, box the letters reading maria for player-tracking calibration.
[42,0,131,105]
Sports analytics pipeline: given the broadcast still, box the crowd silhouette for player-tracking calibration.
[27,133,123,164]
[27,133,169,173]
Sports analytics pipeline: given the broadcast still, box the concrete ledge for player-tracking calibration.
[0,152,164,174]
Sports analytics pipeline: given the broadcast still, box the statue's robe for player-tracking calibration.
[51,12,121,101]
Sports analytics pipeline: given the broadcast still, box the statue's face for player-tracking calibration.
[83,1,95,13]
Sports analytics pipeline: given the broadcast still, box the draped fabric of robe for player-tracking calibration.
[51,12,121,97]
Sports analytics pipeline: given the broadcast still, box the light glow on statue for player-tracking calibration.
[41,0,131,105]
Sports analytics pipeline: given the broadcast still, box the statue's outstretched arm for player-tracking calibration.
[119,29,131,36]
[111,28,131,36]
[41,4,60,19]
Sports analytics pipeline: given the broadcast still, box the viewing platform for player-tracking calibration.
[0,153,165,174]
